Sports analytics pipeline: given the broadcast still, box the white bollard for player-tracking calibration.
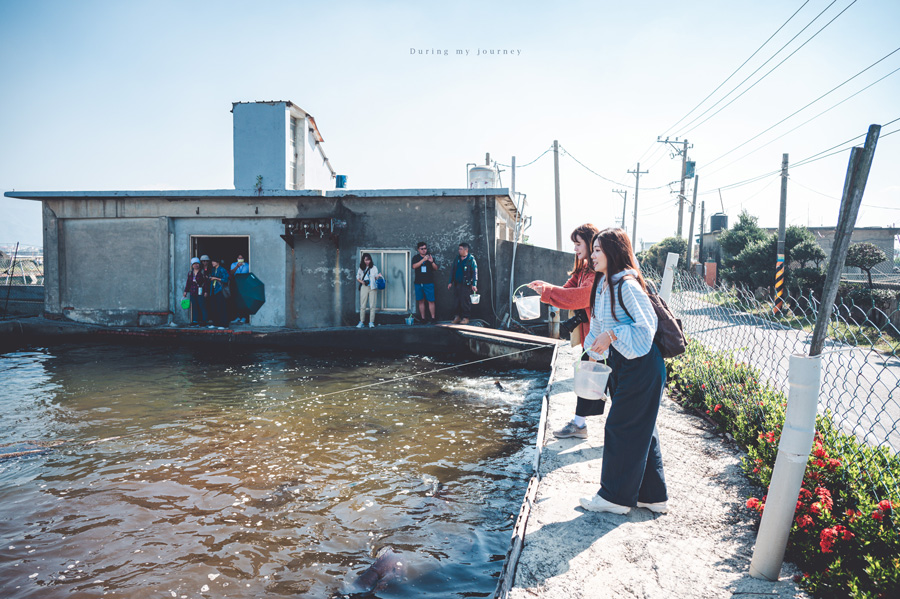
[659,252,680,302]
[749,353,822,581]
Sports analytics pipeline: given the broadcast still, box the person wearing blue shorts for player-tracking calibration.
[412,241,439,323]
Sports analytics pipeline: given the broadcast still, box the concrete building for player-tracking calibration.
[7,101,568,329]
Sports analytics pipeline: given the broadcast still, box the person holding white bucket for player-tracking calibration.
[579,227,668,515]
[528,223,601,439]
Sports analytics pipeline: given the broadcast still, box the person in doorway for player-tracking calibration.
[356,253,382,328]
[183,258,207,327]
[412,241,439,323]
[229,254,250,324]
[527,223,601,439]
[448,243,477,325]
[199,254,213,324]
[207,257,230,329]
[579,228,668,515]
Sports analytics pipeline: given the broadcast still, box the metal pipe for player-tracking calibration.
[750,354,822,580]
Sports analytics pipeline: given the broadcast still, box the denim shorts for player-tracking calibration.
[415,283,435,302]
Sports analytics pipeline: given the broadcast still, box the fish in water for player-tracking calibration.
[343,546,406,595]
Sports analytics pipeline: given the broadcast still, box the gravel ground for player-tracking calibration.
[508,345,810,599]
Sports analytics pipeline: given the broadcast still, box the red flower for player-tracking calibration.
[799,488,812,500]
[827,458,841,470]
[814,448,828,459]
[796,514,814,530]
[815,487,833,511]
[878,500,893,512]
[819,527,837,553]
[813,459,826,469]
[714,404,722,412]
[746,497,759,509]
[701,384,706,390]
[872,510,884,521]
[810,502,822,516]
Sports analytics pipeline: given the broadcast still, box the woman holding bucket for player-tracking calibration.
[579,227,668,515]
[528,223,601,439]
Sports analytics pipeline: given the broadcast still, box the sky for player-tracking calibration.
[1,0,898,253]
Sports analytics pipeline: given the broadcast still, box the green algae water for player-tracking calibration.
[0,344,546,598]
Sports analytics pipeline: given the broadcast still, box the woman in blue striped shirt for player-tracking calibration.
[579,228,669,515]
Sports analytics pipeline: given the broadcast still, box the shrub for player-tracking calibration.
[845,243,887,289]
[666,341,900,598]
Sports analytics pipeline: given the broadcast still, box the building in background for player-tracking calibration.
[6,101,567,328]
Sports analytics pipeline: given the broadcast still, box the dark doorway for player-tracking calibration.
[191,236,251,324]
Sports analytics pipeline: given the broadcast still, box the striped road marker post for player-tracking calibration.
[774,253,785,314]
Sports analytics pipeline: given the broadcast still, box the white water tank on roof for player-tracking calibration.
[468,164,498,188]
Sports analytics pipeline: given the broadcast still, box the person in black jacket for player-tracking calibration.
[447,243,477,325]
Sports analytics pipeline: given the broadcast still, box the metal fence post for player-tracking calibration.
[749,125,880,581]
[659,252,680,302]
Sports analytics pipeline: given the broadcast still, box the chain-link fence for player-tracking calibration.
[1,253,43,286]
[648,267,899,508]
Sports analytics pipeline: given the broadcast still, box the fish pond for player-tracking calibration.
[0,344,547,598]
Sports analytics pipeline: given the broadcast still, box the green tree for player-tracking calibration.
[641,237,688,273]
[845,242,887,289]
[718,211,767,260]
[791,238,826,268]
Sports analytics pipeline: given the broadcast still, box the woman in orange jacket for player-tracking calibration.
[528,223,602,439]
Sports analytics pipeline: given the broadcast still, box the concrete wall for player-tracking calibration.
[496,240,575,322]
[173,217,286,326]
[286,193,500,327]
[233,102,288,191]
[56,217,169,325]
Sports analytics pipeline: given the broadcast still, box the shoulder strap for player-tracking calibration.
[616,275,636,322]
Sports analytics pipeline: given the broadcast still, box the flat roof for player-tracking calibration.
[5,188,511,200]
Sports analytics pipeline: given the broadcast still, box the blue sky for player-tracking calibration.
[2,0,898,250]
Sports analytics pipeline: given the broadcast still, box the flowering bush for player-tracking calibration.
[667,341,900,598]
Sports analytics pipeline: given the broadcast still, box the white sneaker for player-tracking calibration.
[207,325,215,329]
[368,323,375,328]
[579,494,631,514]
[637,501,668,513]
[356,322,365,328]
[217,326,225,330]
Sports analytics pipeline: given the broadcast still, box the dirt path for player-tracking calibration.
[508,345,809,599]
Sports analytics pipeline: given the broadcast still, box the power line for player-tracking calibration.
[558,145,628,186]
[676,0,857,137]
[664,1,812,138]
[700,62,900,178]
[634,1,812,166]
[496,147,553,169]
[700,47,900,171]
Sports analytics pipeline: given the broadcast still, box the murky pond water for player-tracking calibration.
[0,344,546,598]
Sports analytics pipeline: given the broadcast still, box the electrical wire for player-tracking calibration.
[660,0,812,140]
[700,47,900,172]
[676,0,857,137]
[700,63,900,179]
[496,147,553,169]
[558,146,628,186]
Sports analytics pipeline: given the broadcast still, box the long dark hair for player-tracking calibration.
[589,228,648,321]
[359,253,373,270]
[569,223,600,275]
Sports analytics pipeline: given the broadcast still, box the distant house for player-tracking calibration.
[699,225,899,275]
[6,101,567,328]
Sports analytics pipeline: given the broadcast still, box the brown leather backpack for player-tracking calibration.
[616,275,686,359]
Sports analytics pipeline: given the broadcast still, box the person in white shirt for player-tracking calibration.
[356,253,383,328]
[578,228,669,516]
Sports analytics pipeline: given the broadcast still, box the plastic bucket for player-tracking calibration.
[513,284,541,320]
[405,316,415,326]
[574,361,612,400]
[180,297,190,310]
[470,293,480,304]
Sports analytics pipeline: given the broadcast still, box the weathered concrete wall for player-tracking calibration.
[0,286,43,316]
[56,217,169,325]
[496,240,575,322]
[172,217,286,326]
[233,102,288,191]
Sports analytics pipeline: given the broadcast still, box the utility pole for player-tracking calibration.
[658,137,692,237]
[687,175,699,270]
[612,189,628,231]
[553,140,562,251]
[699,200,706,271]
[775,153,788,314]
[628,163,648,252]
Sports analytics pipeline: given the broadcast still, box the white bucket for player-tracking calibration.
[515,294,540,320]
[470,293,481,304]
[574,361,612,400]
